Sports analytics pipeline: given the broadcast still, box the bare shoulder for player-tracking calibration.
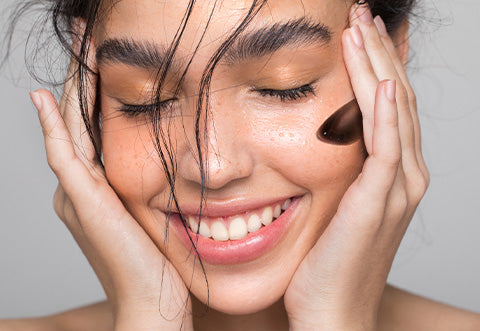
[378,284,480,331]
[49,300,113,331]
[0,301,112,331]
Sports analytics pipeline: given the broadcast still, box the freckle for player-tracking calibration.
[279,132,284,137]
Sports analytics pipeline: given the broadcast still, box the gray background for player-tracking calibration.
[1,0,479,318]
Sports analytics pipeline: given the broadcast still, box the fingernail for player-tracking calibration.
[374,16,388,37]
[30,91,42,111]
[350,25,364,48]
[385,80,396,102]
[357,5,373,24]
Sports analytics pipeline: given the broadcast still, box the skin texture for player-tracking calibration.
[8,0,479,330]
[98,0,366,316]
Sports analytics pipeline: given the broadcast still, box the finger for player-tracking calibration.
[312,83,401,291]
[372,15,429,182]
[60,37,100,167]
[32,89,149,258]
[53,185,84,236]
[31,89,99,206]
[350,5,419,180]
[343,80,401,223]
[53,185,66,221]
[367,80,401,191]
[342,25,378,153]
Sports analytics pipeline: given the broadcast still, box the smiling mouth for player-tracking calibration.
[179,198,293,242]
[168,196,302,264]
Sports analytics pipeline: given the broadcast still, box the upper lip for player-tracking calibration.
[163,196,298,218]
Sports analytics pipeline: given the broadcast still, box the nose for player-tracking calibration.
[178,110,254,191]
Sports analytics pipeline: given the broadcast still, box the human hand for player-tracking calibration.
[29,38,192,331]
[284,3,429,330]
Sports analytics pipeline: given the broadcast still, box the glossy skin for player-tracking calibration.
[24,0,442,330]
[98,0,366,315]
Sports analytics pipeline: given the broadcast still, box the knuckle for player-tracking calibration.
[47,151,76,175]
[47,154,62,173]
[387,189,409,221]
[53,187,66,220]
[407,171,430,203]
[424,168,431,188]
[378,149,401,168]
[47,156,67,176]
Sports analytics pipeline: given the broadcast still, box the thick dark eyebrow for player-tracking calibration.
[96,17,332,70]
[96,38,183,71]
[224,17,332,64]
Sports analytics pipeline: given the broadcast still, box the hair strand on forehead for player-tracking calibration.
[2,0,419,319]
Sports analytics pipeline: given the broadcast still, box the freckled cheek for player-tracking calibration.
[101,118,170,207]
[249,118,365,191]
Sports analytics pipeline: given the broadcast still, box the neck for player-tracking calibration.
[191,295,289,331]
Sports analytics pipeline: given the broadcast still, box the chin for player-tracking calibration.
[192,276,288,315]
[186,237,306,316]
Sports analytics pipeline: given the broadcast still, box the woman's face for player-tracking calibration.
[96,0,365,314]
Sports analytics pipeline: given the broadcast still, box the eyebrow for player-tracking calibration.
[96,39,175,69]
[96,17,332,69]
[224,17,332,63]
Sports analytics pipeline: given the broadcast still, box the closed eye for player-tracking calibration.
[115,83,315,118]
[116,98,177,117]
[253,83,315,102]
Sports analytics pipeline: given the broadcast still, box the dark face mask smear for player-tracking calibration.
[317,99,363,145]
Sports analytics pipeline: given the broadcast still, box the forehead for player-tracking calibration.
[95,0,350,47]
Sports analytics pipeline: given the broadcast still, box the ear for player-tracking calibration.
[390,20,410,68]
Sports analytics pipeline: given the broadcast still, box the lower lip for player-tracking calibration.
[169,197,302,265]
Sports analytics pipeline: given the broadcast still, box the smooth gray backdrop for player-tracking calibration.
[1,0,479,318]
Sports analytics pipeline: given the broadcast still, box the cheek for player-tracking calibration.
[248,107,366,256]
[101,115,170,207]
[250,108,366,193]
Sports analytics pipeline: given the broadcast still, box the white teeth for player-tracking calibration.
[261,206,273,226]
[185,199,294,241]
[188,216,198,233]
[281,199,292,211]
[229,217,248,240]
[211,221,229,241]
[199,221,211,238]
[247,214,262,233]
[273,205,281,218]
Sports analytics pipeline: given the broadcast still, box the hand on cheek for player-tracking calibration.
[31,42,194,331]
[284,3,429,330]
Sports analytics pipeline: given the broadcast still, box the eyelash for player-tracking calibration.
[116,84,315,117]
[254,84,316,102]
[117,99,176,117]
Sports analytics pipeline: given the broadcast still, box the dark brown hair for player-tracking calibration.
[3,0,418,320]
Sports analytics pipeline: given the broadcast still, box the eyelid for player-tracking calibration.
[122,97,177,107]
[251,82,316,102]
[251,77,318,90]
[115,97,177,117]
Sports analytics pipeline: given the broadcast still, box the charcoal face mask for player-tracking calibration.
[317,99,363,145]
